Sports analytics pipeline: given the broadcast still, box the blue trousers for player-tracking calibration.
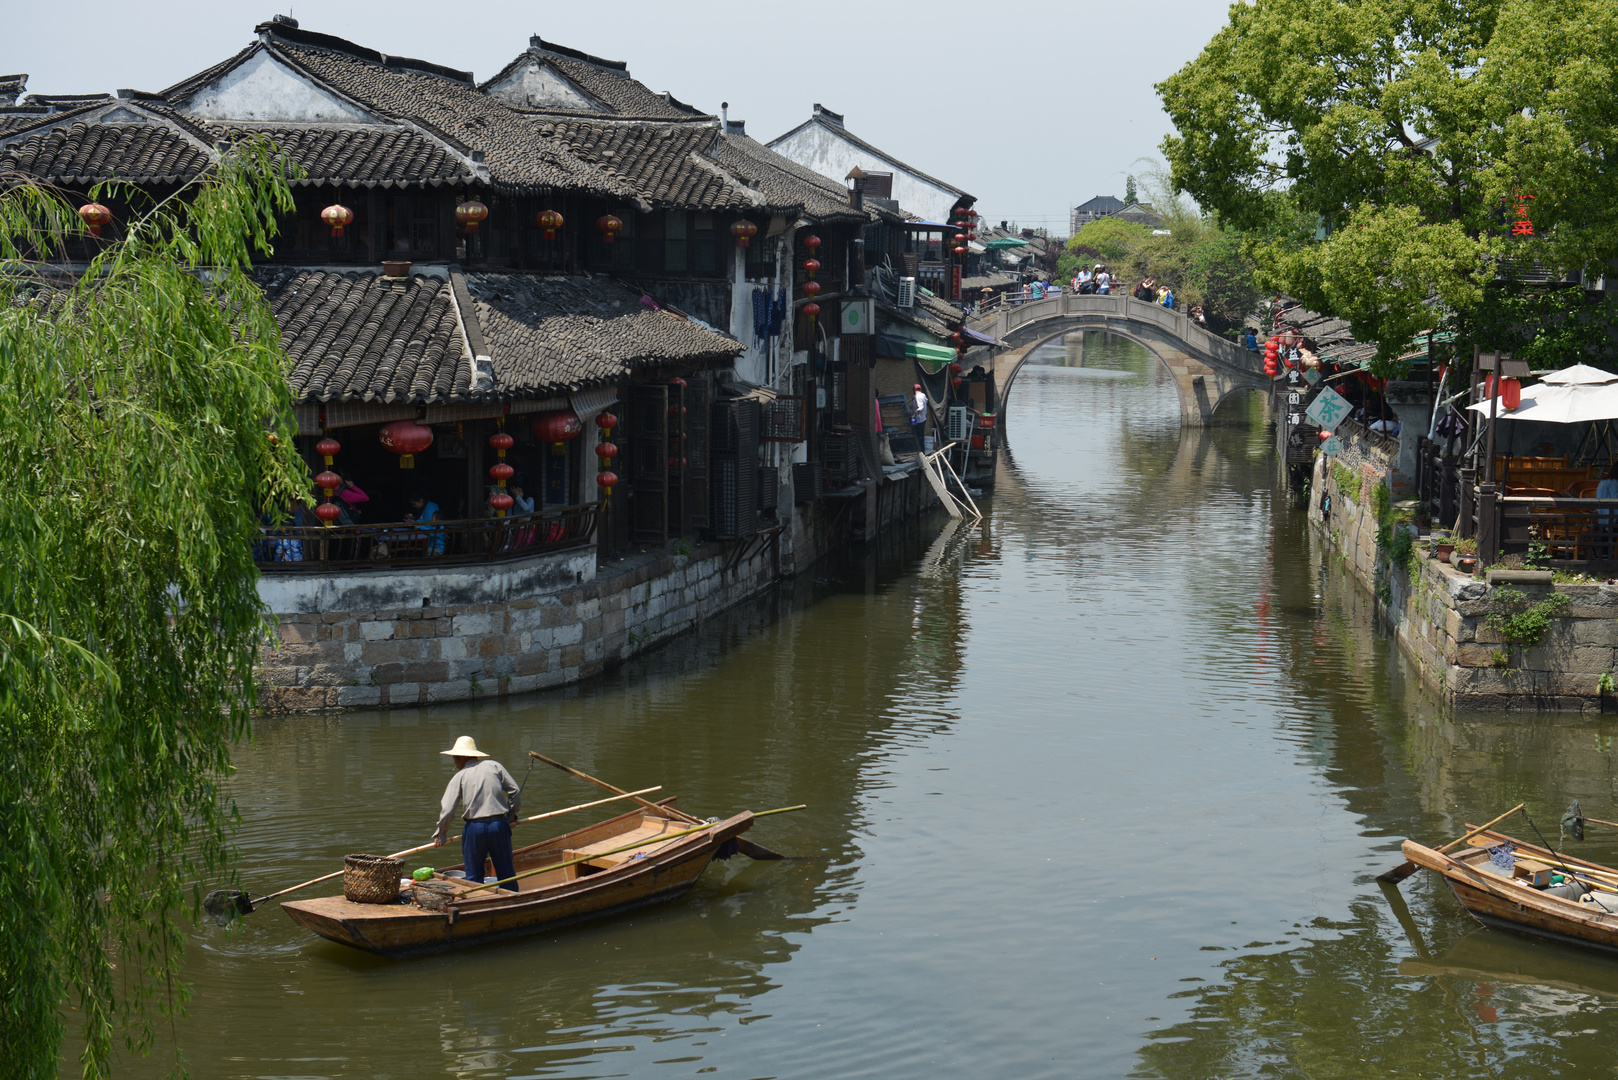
[461,818,517,891]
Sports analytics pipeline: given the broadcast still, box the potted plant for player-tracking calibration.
[1453,537,1478,573]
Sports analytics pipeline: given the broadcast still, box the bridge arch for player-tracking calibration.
[977,295,1272,429]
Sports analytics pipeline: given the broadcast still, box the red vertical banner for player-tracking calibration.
[951,264,962,301]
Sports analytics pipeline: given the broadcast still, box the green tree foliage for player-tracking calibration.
[1061,210,1262,330]
[1124,175,1138,204]
[0,145,305,1078]
[1158,0,1618,375]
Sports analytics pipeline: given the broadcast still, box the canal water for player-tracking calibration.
[133,332,1618,1078]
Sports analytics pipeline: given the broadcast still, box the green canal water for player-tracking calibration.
[121,333,1618,1078]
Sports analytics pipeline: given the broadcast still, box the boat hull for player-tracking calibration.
[1403,833,1618,956]
[283,810,752,959]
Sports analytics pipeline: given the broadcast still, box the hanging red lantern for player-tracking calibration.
[667,404,687,416]
[314,501,343,525]
[669,376,687,389]
[455,200,489,234]
[730,219,758,247]
[804,302,821,320]
[531,409,583,448]
[950,362,963,373]
[595,411,618,431]
[314,470,342,493]
[1485,375,1523,410]
[803,279,821,298]
[321,203,354,238]
[952,376,964,388]
[953,245,967,256]
[954,233,968,245]
[489,431,514,453]
[951,332,964,345]
[1319,429,1332,441]
[803,235,821,255]
[489,462,515,483]
[490,492,515,512]
[669,457,688,470]
[805,258,821,278]
[315,436,341,463]
[78,203,113,238]
[596,214,623,243]
[596,470,619,490]
[379,419,434,468]
[536,209,564,241]
[595,441,618,460]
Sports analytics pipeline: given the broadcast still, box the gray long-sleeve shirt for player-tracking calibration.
[435,759,521,838]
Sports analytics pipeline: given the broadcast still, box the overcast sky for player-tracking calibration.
[5,0,1233,235]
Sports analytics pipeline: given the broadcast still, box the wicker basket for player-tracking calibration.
[342,853,403,904]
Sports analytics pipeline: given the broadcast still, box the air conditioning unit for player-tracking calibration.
[947,405,972,445]
[897,276,916,308]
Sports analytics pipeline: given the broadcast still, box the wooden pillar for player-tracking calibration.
[1477,482,1499,566]
[1459,467,1476,539]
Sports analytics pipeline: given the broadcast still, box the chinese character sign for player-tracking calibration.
[1305,386,1351,432]
[1511,191,1534,237]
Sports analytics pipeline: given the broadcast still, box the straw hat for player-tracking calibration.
[440,735,489,758]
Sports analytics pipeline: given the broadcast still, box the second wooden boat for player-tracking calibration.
[283,801,754,958]
[1402,828,1618,955]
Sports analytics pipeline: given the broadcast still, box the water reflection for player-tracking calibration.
[89,330,1618,1078]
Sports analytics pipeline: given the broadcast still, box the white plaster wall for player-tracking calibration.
[258,548,597,614]
[184,50,376,122]
[771,125,960,222]
[484,62,605,112]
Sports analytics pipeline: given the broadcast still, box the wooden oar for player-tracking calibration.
[529,751,705,824]
[1378,803,1526,884]
[206,786,661,920]
[459,804,807,896]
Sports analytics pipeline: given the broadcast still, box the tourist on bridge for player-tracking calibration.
[1243,328,1259,351]
[1133,278,1155,302]
[1094,265,1111,294]
[1076,267,1093,293]
[432,736,522,891]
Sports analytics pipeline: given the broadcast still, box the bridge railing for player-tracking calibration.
[986,294,1256,373]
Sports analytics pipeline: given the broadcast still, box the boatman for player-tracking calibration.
[432,736,522,891]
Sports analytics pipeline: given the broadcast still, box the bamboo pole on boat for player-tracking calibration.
[459,804,808,896]
[237,787,662,910]
[529,751,706,824]
[1379,804,1525,884]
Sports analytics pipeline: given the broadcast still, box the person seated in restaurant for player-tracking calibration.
[336,473,369,517]
[511,484,536,514]
[405,492,447,555]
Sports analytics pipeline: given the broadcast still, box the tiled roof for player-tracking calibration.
[767,114,970,201]
[260,267,472,404]
[712,130,870,222]
[0,117,213,185]
[481,41,702,121]
[538,119,750,210]
[466,273,743,394]
[213,123,474,187]
[0,76,25,108]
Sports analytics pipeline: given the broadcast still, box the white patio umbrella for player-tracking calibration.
[1540,363,1618,386]
[1467,380,1618,424]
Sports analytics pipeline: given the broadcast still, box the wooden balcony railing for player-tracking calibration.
[254,502,600,572]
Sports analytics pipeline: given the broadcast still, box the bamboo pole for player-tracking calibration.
[459,804,808,896]
[249,786,662,904]
[529,751,704,824]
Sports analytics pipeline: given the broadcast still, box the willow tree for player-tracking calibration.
[1157,0,1618,374]
[0,145,305,1078]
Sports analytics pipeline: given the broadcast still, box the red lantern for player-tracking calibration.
[489,431,514,452]
[536,209,564,241]
[78,203,112,238]
[950,362,963,373]
[596,470,619,490]
[490,492,515,512]
[314,501,343,525]
[669,376,687,389]
[489,462,515,483]
[379,419,433,468]
[953,245,967,256]
[595,411,618,431]
[321,203,354,238]
[730,219,757,247]
[455,200,489,234]
[803,234,821,253]
[951,332,964,345]
[805,258,821,278]
[596,215,623,243]
[1319,430,1332,441]
[315,436,341,463]
[952,376,964,388]
[314,470,342,493]
[804,302,821,320]
[595,441,618,460]
[1486,375,1522,410]
[531,409,582,448]
[669,457,687,469]
[803,280,821,298]
[954,233,968,245]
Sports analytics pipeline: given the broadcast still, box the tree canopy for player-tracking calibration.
[1158,0,1618,372]
[0,146,304,1078]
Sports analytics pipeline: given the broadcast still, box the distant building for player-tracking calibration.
[1070,195,1124,235]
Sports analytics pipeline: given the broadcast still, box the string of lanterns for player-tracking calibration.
[488,422,515,516]
[595,410,619,496]
[802,233,822,331]
[313,435,343,526]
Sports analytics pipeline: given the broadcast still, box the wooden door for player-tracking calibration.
[630,384,668,544]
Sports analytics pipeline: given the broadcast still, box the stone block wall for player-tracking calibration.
[1313,429,1618,712]
[257,540,780,712]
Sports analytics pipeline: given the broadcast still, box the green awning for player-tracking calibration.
[907,340,957,372]
[984,237,1031,249]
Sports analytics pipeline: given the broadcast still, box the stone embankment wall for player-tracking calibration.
[257,540,778,712]
[1313,427,1618,712]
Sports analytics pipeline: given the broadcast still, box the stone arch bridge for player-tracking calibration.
[973,295,1272,427]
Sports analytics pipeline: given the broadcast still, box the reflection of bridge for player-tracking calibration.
[974,295,1272,427]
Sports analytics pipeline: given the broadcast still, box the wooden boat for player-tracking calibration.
[283,801,754,958]
[1402,828,1618,955]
